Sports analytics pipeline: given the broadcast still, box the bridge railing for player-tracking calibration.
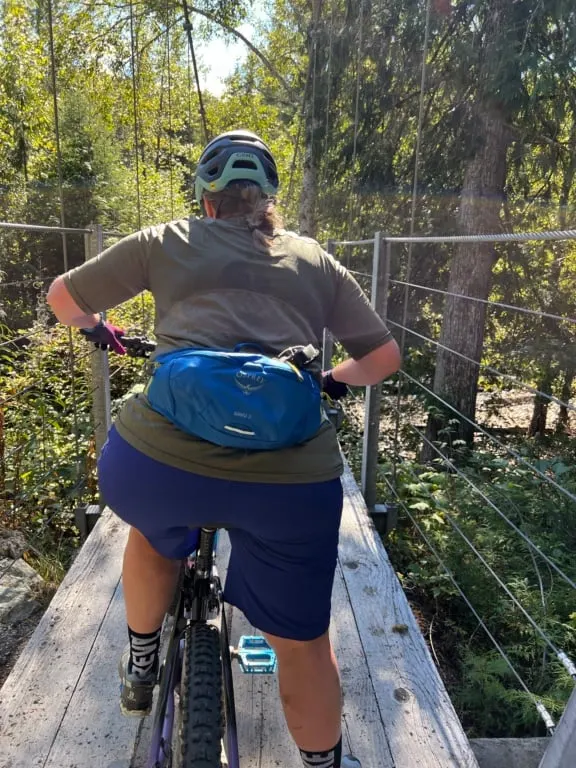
[329,228,576,766]
[0,222,140,570]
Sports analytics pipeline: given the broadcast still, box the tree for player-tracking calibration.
[424,0,576,453]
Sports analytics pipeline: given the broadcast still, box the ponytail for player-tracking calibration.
[203,185,283,252]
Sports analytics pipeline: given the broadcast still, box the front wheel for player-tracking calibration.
[180,623,224,767]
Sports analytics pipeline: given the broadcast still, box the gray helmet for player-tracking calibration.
[194,129,279,205]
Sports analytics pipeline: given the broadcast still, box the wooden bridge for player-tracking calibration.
[0,466,479,768]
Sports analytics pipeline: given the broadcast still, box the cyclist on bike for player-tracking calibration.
[47,129,400,768]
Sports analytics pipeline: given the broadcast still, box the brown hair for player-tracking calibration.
[203,184,283,252]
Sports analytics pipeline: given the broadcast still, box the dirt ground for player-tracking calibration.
[347,389,576,437]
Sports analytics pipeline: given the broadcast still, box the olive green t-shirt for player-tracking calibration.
[64,217,392,483]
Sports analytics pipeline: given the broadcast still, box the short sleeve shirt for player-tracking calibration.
[64,217,392,483]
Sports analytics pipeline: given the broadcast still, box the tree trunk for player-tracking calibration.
[556,366,575,433]
[528,139,575,438]
[422,106,509,460]
[299,150,317,237]
[528,368,555,438]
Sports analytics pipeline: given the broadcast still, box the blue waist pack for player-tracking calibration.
[145,344,323,450]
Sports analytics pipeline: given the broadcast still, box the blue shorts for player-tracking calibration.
[97,427,343,641]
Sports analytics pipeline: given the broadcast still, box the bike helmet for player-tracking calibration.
[194,129,279,206]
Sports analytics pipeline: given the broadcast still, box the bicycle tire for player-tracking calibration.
[180,623,224,768]
[220,607,239,765]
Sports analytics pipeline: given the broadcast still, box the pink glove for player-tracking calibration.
[80,316,126,355]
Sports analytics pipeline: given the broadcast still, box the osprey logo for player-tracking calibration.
[235,370,265,395]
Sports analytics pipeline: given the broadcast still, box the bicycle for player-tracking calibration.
[84,332,344,768]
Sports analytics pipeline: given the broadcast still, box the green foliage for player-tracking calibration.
[376,435,576,737]
[0,294,151,579]
[0,323,91,576]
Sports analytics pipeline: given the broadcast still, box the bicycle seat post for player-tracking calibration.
[195,527,217,579]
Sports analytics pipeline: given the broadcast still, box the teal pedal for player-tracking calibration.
[235,635,277,674]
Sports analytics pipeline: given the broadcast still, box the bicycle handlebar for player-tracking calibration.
[119,335,157,356]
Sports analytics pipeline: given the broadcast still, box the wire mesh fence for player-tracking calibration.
[0,222,150,580]
[332,229,576,740]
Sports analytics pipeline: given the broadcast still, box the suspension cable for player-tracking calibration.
[308,24,319,232]
[321,0,335,181]
[186,26,194,171]
[388,429,576,676]
[166,0,175,219]
[390,278,576,325]
[379,471,557,733]
[46,0,67,268]
[393,0,432,482]
[129,0,142,231]
[182,0,209,143]
[286,62,311,212]
[46,0,80,476]
[128,0,149,333]
[391,407,576,591]
[387,319,576,415]
[346,0,366,244]
[399,369,576,506]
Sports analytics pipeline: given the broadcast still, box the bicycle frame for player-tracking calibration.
[146,528,240,768]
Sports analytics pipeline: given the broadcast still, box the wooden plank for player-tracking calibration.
[43,580,139,768]
[240,614,303,768]
[230,541,390,766]
[220,527,299,768]
[0,510,129,768]
[330,561,394,767]
[228,608,264,768]
[340,465,479,768]
[214,533,264,768]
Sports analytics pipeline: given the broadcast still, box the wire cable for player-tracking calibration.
[182,0,209,143]
[399,370,576,506]
[387,319,576,415]
[389,436,576,675]
[129,0,143,232]
[0,327,48,350]
[386,228,576,244]
[345,0,366,243]
[165,1,175,220]
[390,279,576,326]
[0,276,58,289]
[379,470,557,733]
[386,401,576,590]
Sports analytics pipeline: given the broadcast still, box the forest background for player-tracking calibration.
[1,0,575,739]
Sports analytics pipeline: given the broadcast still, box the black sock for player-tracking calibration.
[128,626,162,679]
[300,737,342,768]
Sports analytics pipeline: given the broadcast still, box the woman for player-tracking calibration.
[47,129,401,768]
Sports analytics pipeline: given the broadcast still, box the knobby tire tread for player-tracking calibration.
[180,623,224,768]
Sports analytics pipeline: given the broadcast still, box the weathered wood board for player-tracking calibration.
[339,467,479,767]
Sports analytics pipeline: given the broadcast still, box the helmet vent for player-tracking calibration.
[203,149,221,164]
[232,159,258,170]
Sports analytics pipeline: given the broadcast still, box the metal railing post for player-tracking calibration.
[322,238,336,371]
[539,687,576,768]
[361,233,390,511]
[85,225,111,464]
